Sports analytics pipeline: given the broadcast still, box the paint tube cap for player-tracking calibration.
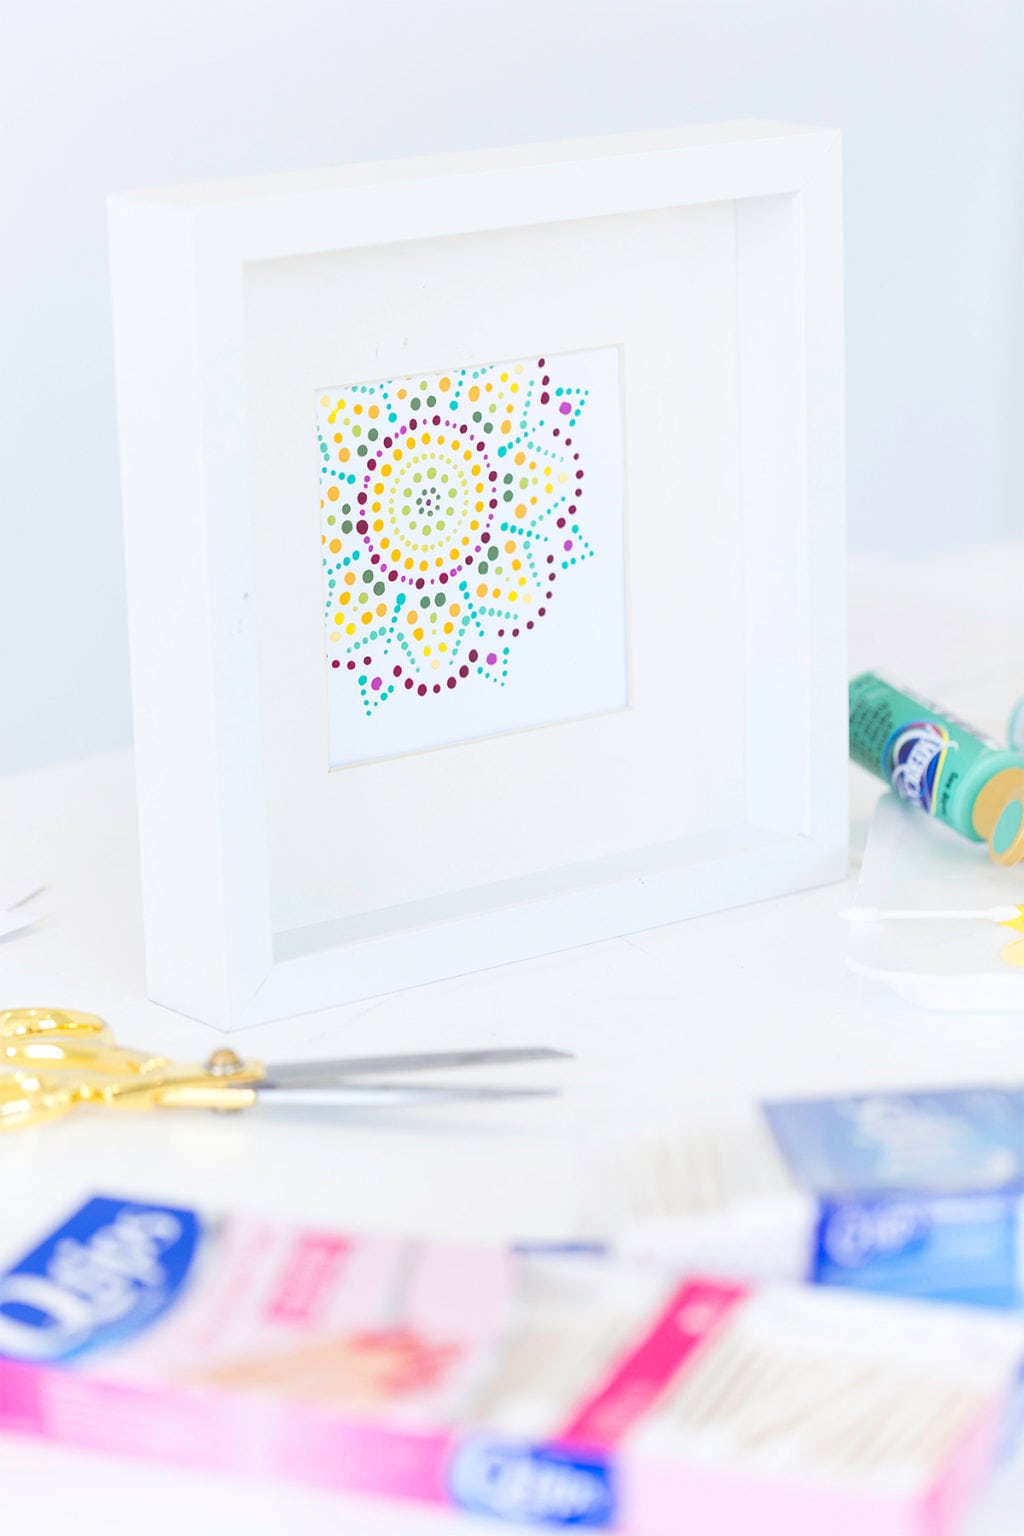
[972,768,1024,867]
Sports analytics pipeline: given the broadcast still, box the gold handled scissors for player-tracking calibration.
[0,1009,571,1131]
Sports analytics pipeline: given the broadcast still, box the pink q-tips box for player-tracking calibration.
[0,1197,1021,1535]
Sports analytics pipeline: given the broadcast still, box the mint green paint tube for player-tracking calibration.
[849,672,1024,866]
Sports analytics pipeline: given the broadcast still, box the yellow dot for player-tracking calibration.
[329,631,339,642]
[485,382,492,392]
[407,434,417,448]
[510,383,518,393]
[468,385,480,402]
[391,550,401,563]
[461,535,470,546]
[439,642,447,652]
[512,558,521,570]
[327,486,340,501]
[371,502,381,514]
[419,560,428,571]
[435,556,444,566]
[368,404,379,418]
[373,518,384,532]
[374,483,384,495]
[508,591,517,602]
[470,519,479,531]
[345,621,356,634]
[320,395,329,406]
[393,448,403,461]
[431,659,440,670]
[329,538,341,553]
[381,463,392,478]
[421,433,431,444]
[439,376,451,391]
[464,450,472,461]
[380,536,390,549]
[558,472,568,484]
[505,403,514,413]
[475,501,484,513]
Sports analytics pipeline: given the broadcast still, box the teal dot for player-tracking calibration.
[994,801,1024,857]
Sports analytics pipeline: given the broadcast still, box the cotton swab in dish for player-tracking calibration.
[842,904,1024,928]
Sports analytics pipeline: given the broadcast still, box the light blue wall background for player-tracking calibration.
[3,0,1023,774]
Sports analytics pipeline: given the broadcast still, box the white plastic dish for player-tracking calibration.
[846,793,1024,1012]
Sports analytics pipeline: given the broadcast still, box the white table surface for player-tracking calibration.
[2,546,1023,1535]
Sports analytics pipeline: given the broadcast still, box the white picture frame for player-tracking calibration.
[109,121,847,1031]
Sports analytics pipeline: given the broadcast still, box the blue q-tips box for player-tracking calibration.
[597,1086,1024,1310]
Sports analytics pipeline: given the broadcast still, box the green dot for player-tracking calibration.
[472,411,482,423]
[411,397,421,410]
[373,581,385,595]
[483,422,493,433]
[327,514,336,525]
[362,569,374,582]
[478,562,489,575]
[435,593,446,607]
[420,595,430,609]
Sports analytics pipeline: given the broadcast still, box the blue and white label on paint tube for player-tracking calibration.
[0,1196,201,1363]
[814,1192,1022,1309]
[448,1439,616,1526]
[764,1089,1024,1197]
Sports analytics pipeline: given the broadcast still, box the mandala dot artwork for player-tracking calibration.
[318,354,592,717]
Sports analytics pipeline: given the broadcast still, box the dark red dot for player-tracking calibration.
[417,683,427,696]
[347,659,356,669]
[415,578,424,589]
[576,470,584,479]
[446,676,456,689]
[439,571,449,584]
[388,569,398,581]
[459,665,469,678]
[538,607,546,616]
[537,357,545,367]
[404,677,414,689]
[512,628,519,637]
[383,436,392,448]
[557,517,565,528]
[331,659,340,668]
[432,414,440,425]
[526,621,534,629]
[356,519,368,534]
[540,392,550,405]
[489,499,497,509]
[393,664,402,677]
[481,532,491,544]
[468,649,478,662]
[433,684,441,693]
[367,458,377,471]
[363,655,371,665]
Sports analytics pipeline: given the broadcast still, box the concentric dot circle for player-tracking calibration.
[360,422,494,585]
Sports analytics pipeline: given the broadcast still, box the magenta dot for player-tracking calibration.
[559,401,571,415]
[371,677,382,691]
[564,539,573,551]
[486,652,497,666]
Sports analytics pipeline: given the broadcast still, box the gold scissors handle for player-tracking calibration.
[0,1010,264,1130]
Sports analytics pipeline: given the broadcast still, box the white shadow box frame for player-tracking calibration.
[109,121,847,1031]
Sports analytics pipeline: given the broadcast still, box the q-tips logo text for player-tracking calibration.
[0,1197,200,1362]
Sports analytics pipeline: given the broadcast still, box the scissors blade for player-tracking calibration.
[261,1046,572,1086]
[251,1081,559,1109]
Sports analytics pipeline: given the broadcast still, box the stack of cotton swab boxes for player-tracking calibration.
[585,1085,1024,1308]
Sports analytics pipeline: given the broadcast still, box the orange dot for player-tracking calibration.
[476,583,488,598]
[407,435,417,448]
[393,448,403,461]
[380,536,390,549]
[439,376,451,391]
[414,627,424,640]
[344,571,356,585]
[339,591,351,605]
[373,518,384,532]
[485,382,492,392]
[381,463,392,477]
[492,587,501,598]
[470,519,479,531]
[419,560,428,571]
[515,504,526,518]
[450,603,461,617]
[361,612,372,625]
[505,402,514,413]
[327,486,340,501]
[512,558,521,570]
[353,403,363,415]
[397,388,407,400]
[338,448,350,463]
[464,450,472,461]
[500,420,511,434]
[421,433,431,444]
[404,558,414,570]
[449,548,459,561]
[391,550,401,563]
[329,538,341,553]
[514,451,525,465]
[376,602,386,616]
[505,540,515,553]
[468,385,480,402]
[373,483,384,496]
[368,404,379,418]
[333,433,342,443]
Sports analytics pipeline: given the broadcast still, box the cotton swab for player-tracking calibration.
[842,905,1024,926]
